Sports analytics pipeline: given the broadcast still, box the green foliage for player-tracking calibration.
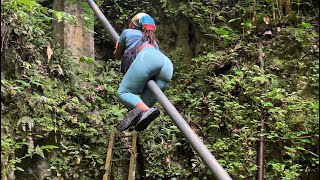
[155,0,319,179]
[1,0,122,178]
[1,0,319,179]
[79,0,95,31]
[166,47,318,179]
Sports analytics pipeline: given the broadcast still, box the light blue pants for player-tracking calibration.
[118,47,173,109]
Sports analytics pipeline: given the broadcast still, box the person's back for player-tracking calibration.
[113,13,173,132]
[120,29,159,54]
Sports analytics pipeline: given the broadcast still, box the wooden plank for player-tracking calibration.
[128,131,138,180]
[111,158,131,162]
[113,146,130,150]
[114,135,133,138]
[103,131,115,180]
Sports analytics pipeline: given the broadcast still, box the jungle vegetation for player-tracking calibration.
[1,0,319,179]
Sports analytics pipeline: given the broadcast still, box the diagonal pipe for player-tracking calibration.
[86,0,232,179]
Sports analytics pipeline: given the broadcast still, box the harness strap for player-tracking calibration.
[120,39,159,75]
[137,44,154,53]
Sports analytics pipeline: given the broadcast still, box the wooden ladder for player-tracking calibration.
[102,131,138,180]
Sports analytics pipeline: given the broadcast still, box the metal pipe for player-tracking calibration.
[86,0,232,179]
[257,117,265,180]
[86,0,119,42]
[147,81,232,180]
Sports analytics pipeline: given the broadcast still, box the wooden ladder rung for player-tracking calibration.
[114,135,133,138]
[103,131,138,180]
[111,158,131,162]
[113,146,130,150]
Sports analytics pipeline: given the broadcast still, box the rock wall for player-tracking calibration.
[95,11,210,64]
[157,15,207,64]
[52,0,94,62]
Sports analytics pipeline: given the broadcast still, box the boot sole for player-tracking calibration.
[117,108,142,132]
[135,109,160,132]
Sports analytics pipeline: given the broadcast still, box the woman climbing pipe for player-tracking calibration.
[114,13,174,132]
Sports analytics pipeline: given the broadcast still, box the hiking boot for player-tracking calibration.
[134,108,160,132]
[117,108,142,132]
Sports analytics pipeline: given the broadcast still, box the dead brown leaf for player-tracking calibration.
[165,157,171,168]
[47,45,53,61]
[263,30,272,35]
[263,16,271,24]
[76,157,81,164]
[258,52,265,62]
[202,97,208,105]
[234,43,241,50]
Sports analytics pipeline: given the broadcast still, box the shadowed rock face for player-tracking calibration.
[15,156,54,180]
[96,1,211,64]
[156,15,198,64]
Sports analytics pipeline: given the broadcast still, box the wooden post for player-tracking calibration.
[282,0,292,15]
[103,131,115,180]
[128,132,138,180]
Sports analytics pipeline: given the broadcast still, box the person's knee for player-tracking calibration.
[160,61,173,82]
[117,88,125,100]
[157,80,169,91]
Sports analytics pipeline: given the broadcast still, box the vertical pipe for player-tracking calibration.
[86,0,232,179]
[257,118,265,180]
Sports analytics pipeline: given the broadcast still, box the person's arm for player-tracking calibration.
[113,41,125,60]
[114,30,128,60]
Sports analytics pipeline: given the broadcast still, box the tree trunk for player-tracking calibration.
[281,0,292,15]
[252,0,257,23]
